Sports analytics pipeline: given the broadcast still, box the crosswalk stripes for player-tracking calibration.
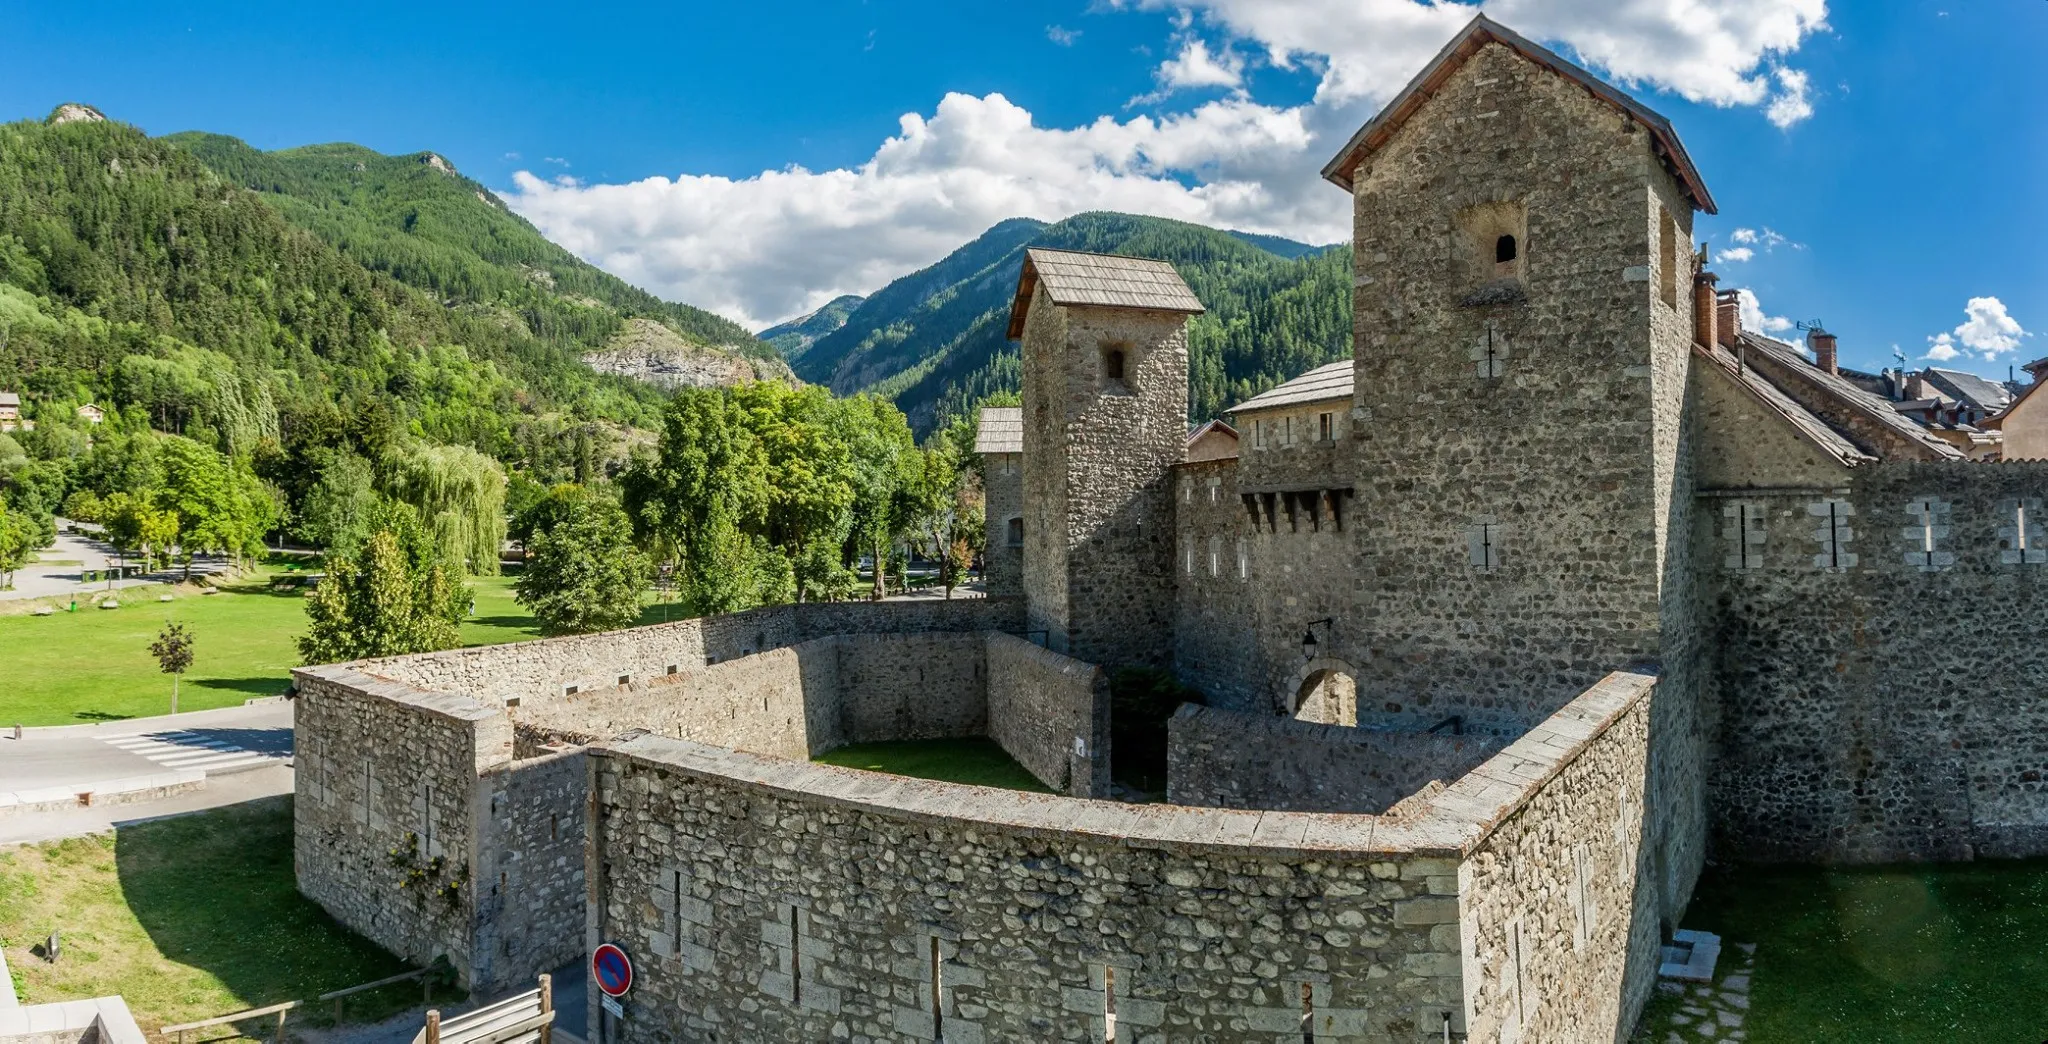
[97,729,289,775]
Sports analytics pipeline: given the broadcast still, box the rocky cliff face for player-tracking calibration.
[583,318,792,389]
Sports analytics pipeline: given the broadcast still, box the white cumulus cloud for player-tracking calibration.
[1715,247,1755,264]
[1765,67,1813,129]
[505,0,1832,328]
[1737,288,1795,334]
[1925,332,1960,362]
[1946,296,2029,359]
[1155,38,1246,93]
[1047,25,1081,46]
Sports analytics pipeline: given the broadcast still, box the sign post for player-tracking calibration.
[592,942,632,1042]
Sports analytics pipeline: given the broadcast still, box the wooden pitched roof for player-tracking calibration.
[1229,360,1353,414]
[1320,15,1717,214]
[972,407,1023,454]
[1006,248,1205,340]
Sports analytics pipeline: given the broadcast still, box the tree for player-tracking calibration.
[61,488,102,524]
[834,395,922,599]
[0,501,31,589]
[383,442,508,576]
[621,387,781,615]
[297,452,378,553]
[149,622,195,715]
[299,503,469,663]
[514,497,651,636]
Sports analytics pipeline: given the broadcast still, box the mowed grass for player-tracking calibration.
[1637,859,2048,1042]
[0,797,445,1035]
[815,738,1053,793]
[0,565,546,725]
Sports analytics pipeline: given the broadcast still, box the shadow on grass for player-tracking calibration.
[72,710,135,722]
[192,676,292,696]
[113,796,448,1026]
[467,615,540,630]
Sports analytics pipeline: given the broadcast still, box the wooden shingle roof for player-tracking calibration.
[972,407,1022,454]
[1320,14,1716,214]
[1006,248,1205,340]
[1229,360,1353,414]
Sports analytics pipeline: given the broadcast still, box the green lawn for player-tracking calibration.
[815,738,1052,793]
[1637,859,2048,1042]
[0,565,549,725]
[0,797,452,1036]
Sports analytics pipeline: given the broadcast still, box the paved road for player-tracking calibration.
[0,525,232,602]
[0,763,295,845]
[0,700,293,794]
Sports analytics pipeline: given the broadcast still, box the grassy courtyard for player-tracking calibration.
[815,738,1053,793]
[0,563,552,725]
[1638,858,2048,1042]
[0,797,445,1035]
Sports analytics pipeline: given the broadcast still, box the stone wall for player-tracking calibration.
[351,598,1022,706]
[586,735,1456,1044]
[292,668,507,984]
[1166,705,1507,813]
[472,747,587,989]
[1170,458,1263,710]
[983,452,1024,596]
[1703,461,2048,862]
[838,633,990,745]
[985,633,1110,796]
[581,669,1655,1044]
[1457,673,1658,1044]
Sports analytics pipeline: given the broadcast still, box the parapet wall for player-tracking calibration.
[584,670,1657,1044]
[1167,705,1508,813]
[1704,462,2048,862]
[293,597,1028,991]
[351,598,1023,704]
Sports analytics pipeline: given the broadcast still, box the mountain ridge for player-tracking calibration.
[798,212,1353,431]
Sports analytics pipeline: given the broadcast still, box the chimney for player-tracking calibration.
[1808,329,1838,375]
[1715,290,1741,349]
[1905,370,1928,400]
[1692,272,1720,350]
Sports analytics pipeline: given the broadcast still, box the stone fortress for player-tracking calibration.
[292,16,2048,1043]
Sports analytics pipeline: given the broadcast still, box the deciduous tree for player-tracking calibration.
[515,497,650,636]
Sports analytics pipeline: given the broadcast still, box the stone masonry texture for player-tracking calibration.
[1167,705,1508,814]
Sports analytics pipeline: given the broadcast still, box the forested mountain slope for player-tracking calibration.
[164,131,783,382]
[760,294,864,361]
[798,212,1352,431]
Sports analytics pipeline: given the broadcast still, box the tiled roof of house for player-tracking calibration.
[1738,333,1966,461]
[1924,368,2013,412]
[972,407,1022,454]
[1321,15,1715,213]
[1695,344,1875,468]
[0,392,18,407]
[1228,360,1353,414]
[1005,249,1204,339]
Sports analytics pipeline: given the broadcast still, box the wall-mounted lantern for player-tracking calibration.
[1301,618,1334,661]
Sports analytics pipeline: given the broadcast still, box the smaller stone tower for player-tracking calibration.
[1006,248,1200,668]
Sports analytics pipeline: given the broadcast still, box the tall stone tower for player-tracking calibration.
[1322,17,1715,918]
[1006,248,1199,668]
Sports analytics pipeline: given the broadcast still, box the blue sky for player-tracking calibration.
[4,1,2043,378]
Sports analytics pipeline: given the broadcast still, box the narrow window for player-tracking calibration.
[1208,536,1221,577]
[421,784,434,853]
[1237,538,1248,580]
[1283,416,1294,446]
[1006,517,1023,547]
[790,905,803,994]
[1495,234,1517,264]
[1253,420,1265,450]
[1300,982,1315,1043]
[1467,522,1502,571]
[563,683,579,696]
[930,937,945,1039]
[550,813,559,841]
[1185,546,1195,575]
[1105,349,1125,381]
[666,663,679,675]
[1658,211,1679,308]
[504,696,521,709]
[1103,966,1118,1043]
[673,870,686,961]
[618,673,631,687]
[1318,412,1334,442]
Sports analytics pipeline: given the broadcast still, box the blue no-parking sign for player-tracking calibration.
[592,943,633,998]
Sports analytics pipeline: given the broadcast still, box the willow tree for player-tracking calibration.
[383,442,507,576]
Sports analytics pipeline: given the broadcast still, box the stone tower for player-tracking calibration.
[1006,248,1200,668]
[1322,17,1714,918]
